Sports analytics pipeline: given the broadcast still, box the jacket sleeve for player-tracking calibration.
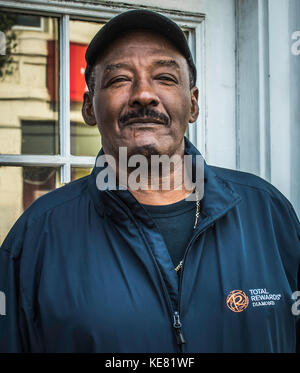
[288,204,300,353]
[0,216,31,353]
[0,201,51,353]
[270,194,300,352]
[0,248,30,352]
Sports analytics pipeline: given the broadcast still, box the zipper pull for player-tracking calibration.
[173,311,186,345]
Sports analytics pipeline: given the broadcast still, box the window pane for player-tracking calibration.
[0,12,59,155]
[71,167,92,182]
[15,14,42,28]
[69,19,103,157]
[71,121,100,157]
[0,166,61,245]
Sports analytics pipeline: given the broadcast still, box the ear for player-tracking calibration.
[82,91,97,126]
[189,87,199,123]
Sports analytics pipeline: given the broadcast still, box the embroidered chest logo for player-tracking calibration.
[226,288,283,312]
[226,290,249,312]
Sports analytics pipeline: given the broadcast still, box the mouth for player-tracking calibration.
[123,118,166,127]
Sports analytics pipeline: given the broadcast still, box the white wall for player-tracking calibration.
[236,0,300,217]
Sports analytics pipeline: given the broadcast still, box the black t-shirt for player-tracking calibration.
[141,198,200,270]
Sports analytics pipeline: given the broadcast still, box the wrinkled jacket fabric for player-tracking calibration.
[0,137,299,353]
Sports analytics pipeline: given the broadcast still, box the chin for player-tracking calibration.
[127,143,162,160]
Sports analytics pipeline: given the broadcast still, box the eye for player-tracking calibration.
[106,76,131,87]
[155,75,178,84]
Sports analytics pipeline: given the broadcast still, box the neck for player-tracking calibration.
[127,156,194,205]
[102,141,196,205]
[129,186,193,206]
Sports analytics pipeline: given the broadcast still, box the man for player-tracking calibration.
[0,10,299,353]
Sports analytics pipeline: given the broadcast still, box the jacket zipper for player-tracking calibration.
[175,214,237,348]
[170,221,216,352]
[173,311,186,347]
[106,192,184,351]
[173,221,215,334]
[105,191,213,352]
[106,192,238,352]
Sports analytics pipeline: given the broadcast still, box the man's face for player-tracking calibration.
[83,30,199,160]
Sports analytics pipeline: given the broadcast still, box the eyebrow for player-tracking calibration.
[104,63,131,73]
[103,59,180,73]
[153,59,180,69]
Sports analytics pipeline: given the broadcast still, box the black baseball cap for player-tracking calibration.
[85,9,197,86]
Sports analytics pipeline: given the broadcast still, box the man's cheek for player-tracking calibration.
[163,93,189,112]
[94,103,116,127]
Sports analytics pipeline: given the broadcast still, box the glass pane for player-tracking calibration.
[69,19,104,157]
[0,166,61,245]
[0,12,59,155]
[71,167,92,182]
[15,14,42,28]
[71,121,101,156]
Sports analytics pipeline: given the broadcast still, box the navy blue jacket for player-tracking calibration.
[0,137,299,353]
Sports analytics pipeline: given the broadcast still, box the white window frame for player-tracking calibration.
[0,0,205,183]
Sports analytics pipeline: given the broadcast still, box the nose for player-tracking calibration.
[128,77,159,108]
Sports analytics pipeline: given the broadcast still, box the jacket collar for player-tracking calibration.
[88,136,242,225]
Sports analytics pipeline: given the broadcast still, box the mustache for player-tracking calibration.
[119,108,170,126]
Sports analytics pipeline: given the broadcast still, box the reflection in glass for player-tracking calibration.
[22,120,59,155]
[71,167,92,182]
[0,12,59,155]
[71,121,100,156]
[0,166,60,245]
[69,19,104,157]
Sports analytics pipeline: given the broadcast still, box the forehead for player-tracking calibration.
[95,30,187,66]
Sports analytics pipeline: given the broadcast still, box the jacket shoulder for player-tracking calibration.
[209,165,295,210]
[0,176,90,255]
[24,175,90,225]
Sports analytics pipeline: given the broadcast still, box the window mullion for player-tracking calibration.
[59,14,71,183]
[0,155,65,166]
